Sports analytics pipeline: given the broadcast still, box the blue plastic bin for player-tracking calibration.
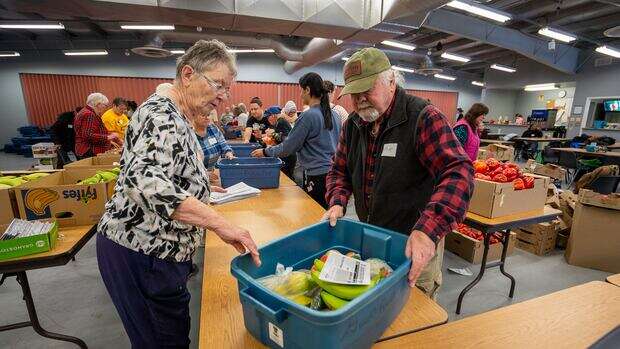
[230,143,261,157]
[231,219,411,349]
[217,157,283,189]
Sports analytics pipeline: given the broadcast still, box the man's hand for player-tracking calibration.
[224,151,234,160]
[265,128,275,136]
[213,223,261,267]
[322,205,344,227]
[405,230,436,288]
[251,149,265,158]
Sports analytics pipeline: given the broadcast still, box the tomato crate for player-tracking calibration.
[230,219,411,349]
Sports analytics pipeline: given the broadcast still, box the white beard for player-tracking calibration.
[358,107,380,122]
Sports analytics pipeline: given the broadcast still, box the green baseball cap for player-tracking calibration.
[339,47,391,98]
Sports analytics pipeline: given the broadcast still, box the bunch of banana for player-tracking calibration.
[78,167,120,185]
[0,172,50,188]
[24,188,59,215]
[273,271,315,297]
[310,258,381,310]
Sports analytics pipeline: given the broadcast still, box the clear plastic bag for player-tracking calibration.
[365,258,393,279]
[258,263,319,306]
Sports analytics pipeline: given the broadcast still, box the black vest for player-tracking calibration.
[345,87,434,235]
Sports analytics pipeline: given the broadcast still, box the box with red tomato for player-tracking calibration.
[469,158,550,218]
[446,224,516,264]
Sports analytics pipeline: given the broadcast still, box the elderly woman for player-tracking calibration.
[96,40,260,348]
[193,111,234,170]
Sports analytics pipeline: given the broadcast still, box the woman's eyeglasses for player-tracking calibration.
[200,73,231,97]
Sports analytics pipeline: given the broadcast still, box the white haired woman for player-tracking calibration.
[74,92,122,158]
[96,40,261,348]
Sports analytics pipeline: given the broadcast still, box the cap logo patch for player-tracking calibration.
[344,61,362,81]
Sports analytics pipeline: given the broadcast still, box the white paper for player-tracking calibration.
[209,182,261,205]
[319,253,371,285]
[381,143,398,157]
[448,267,473,276]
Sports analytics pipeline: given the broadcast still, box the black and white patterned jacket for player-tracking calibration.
[98,94,210,262]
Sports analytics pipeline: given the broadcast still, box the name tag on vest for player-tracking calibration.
[381,143,398,157]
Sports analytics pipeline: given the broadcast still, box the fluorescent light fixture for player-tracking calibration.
[434,73,456,81]
[524,83,559,91]
[169,49,185,55]
[0,22,64,29]
[381,40,416,51]
[392,65,415,73]
[472,81,484,87]
[538,27,576,43]
[596,45,620,58]
[441,52,471,63]
[490,63,516,73]
[120,24,175,30]
[0,51,20,57]
[228,48,274,53]
[63,50,109,56]
[446,1,511,23]
[341,56,350,61]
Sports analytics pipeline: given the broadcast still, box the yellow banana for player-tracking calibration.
[310,270,380,300]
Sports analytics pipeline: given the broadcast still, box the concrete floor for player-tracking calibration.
[0,152,612,348]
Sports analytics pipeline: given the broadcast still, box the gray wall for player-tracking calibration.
[481,89,518,121]
[0,51,481,145]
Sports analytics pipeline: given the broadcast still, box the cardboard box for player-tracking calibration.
[514,221,559,256]
[559,190,577,229]
[546,183,560,209]
[0,221,58,260]
[468,174,549,218]
[526,159,567,180]
[0,170,61,226]
[565,191,620,273]
[477,144,515,162]
[14,169,116,227]
[64,155,121,169]
[445,230,515,264]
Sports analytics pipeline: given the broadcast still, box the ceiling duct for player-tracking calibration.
[380,49,443,75]
[604,26,620,37]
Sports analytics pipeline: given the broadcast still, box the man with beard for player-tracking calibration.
[324,48,474,299]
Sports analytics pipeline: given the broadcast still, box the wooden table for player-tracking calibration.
[199,185,448,348]
[607,273,620,287]
[376,281,620,348]
[551,147,620,159]
[513,137,570,142]
[457,206,561,314]
[480,139,515,145]
[0,225,96,348]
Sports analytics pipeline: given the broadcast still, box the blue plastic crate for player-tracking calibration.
[231,219,411,349]
[230,143,261,157]
[20,145,33,158]
[216,157,283,189]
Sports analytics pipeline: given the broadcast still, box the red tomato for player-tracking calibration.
[492,173,508,183]
[503,167,519,181]
[486,158,501,170]
[513,178,525,191]
[475,173,492,181]
[523,176,535,189]
[505,163,519,169]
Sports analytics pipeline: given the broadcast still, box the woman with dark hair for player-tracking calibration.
[251,72,341,208]
[453,102,489,161]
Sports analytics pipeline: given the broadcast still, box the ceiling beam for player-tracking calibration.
[393,8,582,74]
[564,12,620,32]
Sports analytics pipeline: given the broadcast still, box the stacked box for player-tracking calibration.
[515,220,560,256]
[445,230,516,264]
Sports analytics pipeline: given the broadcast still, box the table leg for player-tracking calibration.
[456,232,491,314]
[14,271,88,348]
[498,229,516,298]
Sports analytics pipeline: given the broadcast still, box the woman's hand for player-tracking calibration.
[208,171,220,183]
[251,149,265,157]
[213,222,261,267]
[211,185,226,193]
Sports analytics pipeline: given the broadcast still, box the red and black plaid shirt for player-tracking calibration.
[74,106,111,157]
[326,95,474,242]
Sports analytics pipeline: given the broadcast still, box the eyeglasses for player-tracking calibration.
[200,73,231,97]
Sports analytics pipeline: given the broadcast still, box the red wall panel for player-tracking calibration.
[20,73,458,126]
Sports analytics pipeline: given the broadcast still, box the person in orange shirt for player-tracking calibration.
[101,97,129,139]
